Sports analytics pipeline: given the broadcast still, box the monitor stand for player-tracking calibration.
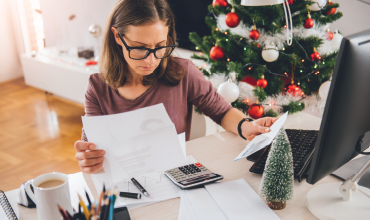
[306,158,370,219]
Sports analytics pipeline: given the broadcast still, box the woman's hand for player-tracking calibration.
[240,117,278,141]
[74,141,106,174]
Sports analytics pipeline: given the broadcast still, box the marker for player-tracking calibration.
[131,178,150,197]
[119,191,142,199]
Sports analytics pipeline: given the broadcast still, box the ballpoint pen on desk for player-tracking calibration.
[131,177,150,197]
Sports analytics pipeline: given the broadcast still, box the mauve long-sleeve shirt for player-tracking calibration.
[81,57,233,141]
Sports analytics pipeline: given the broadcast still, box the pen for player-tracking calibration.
[131,178,150,197]
[119,191,142,199]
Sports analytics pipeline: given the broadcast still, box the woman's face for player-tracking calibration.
[112,21,169,78]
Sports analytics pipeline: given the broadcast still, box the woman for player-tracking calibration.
[74,0,277,174]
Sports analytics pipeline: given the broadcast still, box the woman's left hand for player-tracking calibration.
[240,117,278,141]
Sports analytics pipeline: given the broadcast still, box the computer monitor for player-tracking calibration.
[307,29,370,185]
[305,29,370,219]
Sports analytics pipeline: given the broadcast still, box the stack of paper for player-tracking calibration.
[178,179,281,220]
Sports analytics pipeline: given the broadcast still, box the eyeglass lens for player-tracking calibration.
[130,47,173,59]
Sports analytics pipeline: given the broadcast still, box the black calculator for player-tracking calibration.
[164,162,223,189]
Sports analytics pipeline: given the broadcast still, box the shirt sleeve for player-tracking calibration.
[186,60,233,125]
[81,76,105,142]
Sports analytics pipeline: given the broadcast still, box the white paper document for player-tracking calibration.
[234,112,288,161]
[204,179,280,220]
[91,155,197,209]
[82,103,188,184]
[185,188,228,220]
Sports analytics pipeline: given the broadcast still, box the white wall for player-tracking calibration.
[39,0,116,48]
[329,0,370,37]
[0,0,23,83]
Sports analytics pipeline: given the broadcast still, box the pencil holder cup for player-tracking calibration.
[24,172,72,220]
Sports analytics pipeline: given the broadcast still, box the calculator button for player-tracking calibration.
[195,168,201,172]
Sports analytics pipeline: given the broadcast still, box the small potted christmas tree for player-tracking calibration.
[259,127,294,210]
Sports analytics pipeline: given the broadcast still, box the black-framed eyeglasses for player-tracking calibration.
[118,33,176,60]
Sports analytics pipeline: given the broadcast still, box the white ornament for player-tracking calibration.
[331,30,343,50]
[262,44,279,62]
[308,0,327,11]
[319,80,331,100]
[217,81,240,103]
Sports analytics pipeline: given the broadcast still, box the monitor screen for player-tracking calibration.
[307,29,370,184]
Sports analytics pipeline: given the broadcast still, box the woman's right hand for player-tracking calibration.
[74,141,106,174]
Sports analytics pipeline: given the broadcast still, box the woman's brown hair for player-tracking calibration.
[99,0,183,89]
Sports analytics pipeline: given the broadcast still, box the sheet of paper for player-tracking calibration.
[185,188,228,220]
[179,190,198,220]
[0,205,8,220]
[234,112,288,161]
[178,132,186,159]
[82,103,188,184]
[205,179,280,220]
[91,155,199,208]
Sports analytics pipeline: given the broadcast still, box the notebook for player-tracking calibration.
[0,191,18,220]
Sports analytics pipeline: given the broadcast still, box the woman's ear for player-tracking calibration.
[111,27,122,46]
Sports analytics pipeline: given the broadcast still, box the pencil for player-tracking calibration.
[112,187,118,206]
[100,197,110,220]
[97,189,104,215]
[104,191,112,220]
[109,194,114,220]
[78,194,91,220]
[66,210,73,220]
[85,190,92,211]
[57,204,68,220]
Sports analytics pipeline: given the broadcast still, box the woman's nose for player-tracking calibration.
[143,52,157,64]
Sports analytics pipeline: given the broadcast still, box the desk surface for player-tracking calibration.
[5,112,340,220]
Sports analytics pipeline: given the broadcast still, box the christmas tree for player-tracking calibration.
[259,127,294,210]
[189,0,343,118]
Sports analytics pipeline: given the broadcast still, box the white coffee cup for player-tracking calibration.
[25,172,72,220]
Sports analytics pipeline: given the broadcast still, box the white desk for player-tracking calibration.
[5,112,340,219]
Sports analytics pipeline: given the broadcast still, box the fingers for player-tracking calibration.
[74,140,96,152]
[80,162,104,174]
[75,150,106,161]
[79,156,105,167]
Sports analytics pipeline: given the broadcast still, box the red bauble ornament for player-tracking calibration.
[304,18,314,29]
[325,0,337,15]
[286,83,303,96]
[212,0,228,7]
[210,45,225,61]
[248,104,265,119]
[310,49,321,61]
[326,29,334,40]
[225,10,240,28]
[287,0,293,5]
[256,76,268,88]
[249,25,260,40]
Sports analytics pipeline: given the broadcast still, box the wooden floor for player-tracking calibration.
[0,78,84,191]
